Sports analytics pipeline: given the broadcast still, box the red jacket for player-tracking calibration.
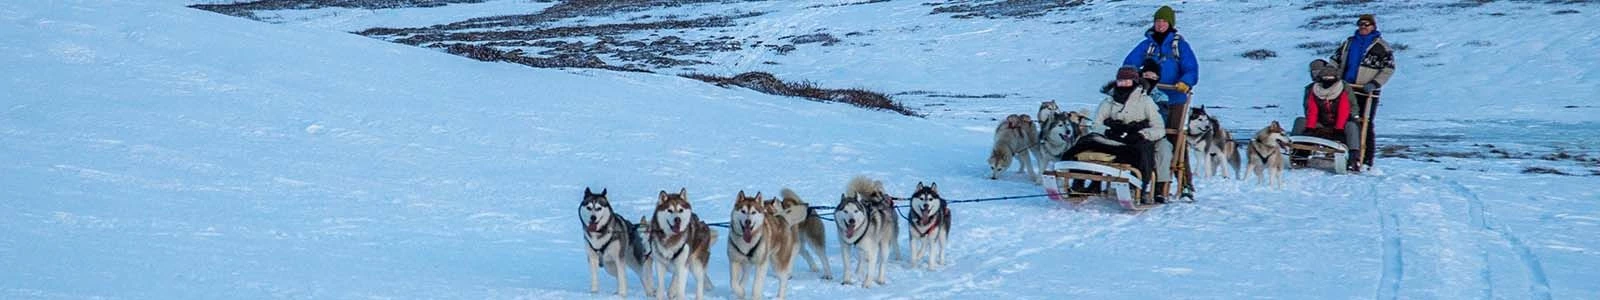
[1304,84,1350,130]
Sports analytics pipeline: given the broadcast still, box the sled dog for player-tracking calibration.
[835,176,894,287]
[767,188,831,280]
[1039,110,1092,171]
[650,188,716,300]
[729,191,795,300]
[907,182,951,270]
[1186,107,1242,179]
[579,187,655,297]
[1246,121,1292,187]
[989,114,1040,182]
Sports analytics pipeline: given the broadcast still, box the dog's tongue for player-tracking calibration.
[742,227,753,243]
[845,224,856,237]
[671,220,683,233]
[587,222,599,232]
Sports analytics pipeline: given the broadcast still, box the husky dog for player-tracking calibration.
[1038,110,1092,171]
[767,188,831,280]
[579,188,655,297]
[835,176,894,287]
[1038,100,1061,126]
[907,182,951,270]
[650,188,716,300]
[1186,107,1242,179]
[989,114,1040,182]
[1246,121,1293,187]
[850,177,899,261]
[729,191,795,300]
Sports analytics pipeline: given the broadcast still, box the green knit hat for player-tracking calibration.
[1154,6,1176,27]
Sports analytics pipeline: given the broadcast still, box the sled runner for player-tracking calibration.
[1042,161,1155,211]
[1288,135,1350,174]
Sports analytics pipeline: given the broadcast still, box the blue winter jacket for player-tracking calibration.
[1123,29,1199,105]
[1342,30,1381,83]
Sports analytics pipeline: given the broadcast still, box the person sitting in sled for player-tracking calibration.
[1292,59,1362,171]
[1062,66,1167,204]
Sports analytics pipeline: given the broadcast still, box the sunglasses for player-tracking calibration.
[1358,22,1374,27]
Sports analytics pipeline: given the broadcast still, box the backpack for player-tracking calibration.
[1144,34,1184,63]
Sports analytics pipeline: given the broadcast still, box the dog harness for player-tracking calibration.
[914,205,947,238]
[1250,138,1277,164]
[583,213,618,254]
[729,221,765,260]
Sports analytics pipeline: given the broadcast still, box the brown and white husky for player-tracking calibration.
[1246,121,1292,188]
[649,188,716,300]
[728,191,796,300]
[766,188,831,280]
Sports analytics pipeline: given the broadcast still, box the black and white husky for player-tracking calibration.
[578,187,655,297]
[907,182,951,270]
[1186,106,1242,179]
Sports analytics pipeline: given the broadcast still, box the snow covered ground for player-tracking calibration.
[2,0,1596,299]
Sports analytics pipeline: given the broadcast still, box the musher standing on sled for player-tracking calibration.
[1330,14,1396,170]
[1123,5,1198,202]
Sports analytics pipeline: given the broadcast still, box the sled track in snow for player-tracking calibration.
[1372,181,1402,300]
[1447,182,1554,299]
[1458,180,1497,299]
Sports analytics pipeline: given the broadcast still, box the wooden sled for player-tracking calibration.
[1042,161,1156,211]
[1288,135,1350,174]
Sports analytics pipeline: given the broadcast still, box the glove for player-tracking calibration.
[1175,82,1191,93]
[1364,82,1381,92]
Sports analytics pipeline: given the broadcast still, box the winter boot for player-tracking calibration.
[1153,182,1170,204]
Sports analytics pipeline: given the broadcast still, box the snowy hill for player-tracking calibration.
[3,0,1598,299]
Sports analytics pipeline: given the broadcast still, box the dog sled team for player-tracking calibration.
[986,7,1395,209]
[580,176,950,299]
[578,6,1396,298]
